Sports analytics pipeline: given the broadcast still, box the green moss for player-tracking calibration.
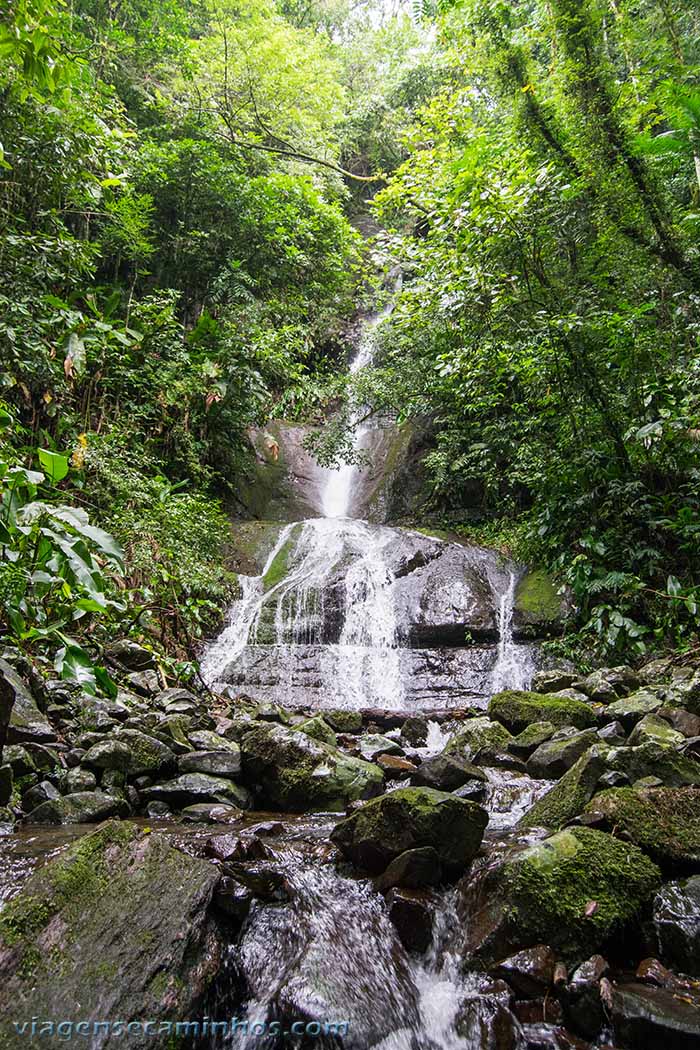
[445,716,513,756]
[584,787,700,869]
[515,570,562,622]
[519,745,609,829]
[505,826,661,962]
[324,709,363,733]
[262,533,296,592]
[489,689,596,733]
[298,715,337,746]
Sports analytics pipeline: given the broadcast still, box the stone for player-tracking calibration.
[473,748,527,773]
[21,779,59,811]
[584,787,700,870]
[106,640,156,670]
[146,801,171,818]
[609,742,700,788]
[400,716,429,746]
[180,803,244,824]
[82,738,132,773]
[610,982,700,1050]
[357,733,403,761]
[628,714,685,748]
[331,786,488,878]
[1,658,55,745]
[0,821,222,1043]
[24,791,129,824]
[494,944,557,998]
[527,730,598,780]
[566,954,610,1038]
[375,847,442,891]
[445,717,513,758]
[297,715,337,746]
[178,748,241,777]
[411,751,488,792]
[141,773,251,810]
[188,729,239,752]
[376,754,417,777]
[212,875,253,923]
[574,666,639,702]
[653,876,700,976]
[386,888,433,953]
[597,720,626,745]
[0,764,12,806]
[661,707,700,738]
[531,670,577,694]
[125,669,160,696]
[489,691,596,734]
[205,833,269,863]
[323,709,363,734]
[458,827,661,966]
[519,746,610,830]
[3,744,37,776]
[607,689,663,729]
[508,722,556,758]
[240,722,384,812]
[115,729,175,776]
[455,988,524,1049]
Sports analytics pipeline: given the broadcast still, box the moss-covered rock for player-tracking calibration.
[445,717,513,758]
[609,742,700,788]
[298,715,337,747]
[513,570,567,633]
[527,729,599,780]
[627,714,685,749]
[331,787,488,878]
[141,773,251,810]
[508,721,556,758]
[0,821,222,1047]
[24,790,130,824]
[519,746,611,829]
[607,690,663,729]
[489,690,596,734]
[584,787,700,870]
[240,722,384,812]
[1,658,55,746]
[459,827,661,965]
[324,709,363,734]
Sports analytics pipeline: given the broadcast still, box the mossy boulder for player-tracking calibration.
[508,721,556,758]
[607,689,663,729]
[584,787,700,870]
[627,714,685,749]
[489,690,596,734]
[519,745,611,829]
[239,723,384,812]
[1,658,55,746]
[24,790,130,824]
[513,570,566,633]
[445,717,513,758]
[324,709,363,734]
[0,821,222,1047]
[331,787,488,878]
[298,715,337,747]
[653,876,700,976]
[609,742,700,788]
[141,773,251,810]
[459,827,661,966]
[527,729,599,780]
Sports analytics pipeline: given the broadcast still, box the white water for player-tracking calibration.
[490,571,535,694]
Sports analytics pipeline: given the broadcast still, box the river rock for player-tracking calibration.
[628,713,685,748]
[519,746,611,829]
[239,722,384,811]
[508,722,556,758]
[531,670,577,694]
[653,876,700,975]
[584,787,700,870]
[411,751,488,792]
[141,773,251,810]
[106,639,156,670]
[188,729,239,752]
[489,691,596,734]
[24,790,129,824]
[0,764,11,806]
[400,716,429,746]
[324,708,363,733]
[445,717,513,758]
[1,658,55,745]
[494,944,557,998]
[0,821,222,1047]
[607,689,663,729]
[458,827,661,966]
[386,887,433,953]
[298,715,337,746]
[178,748,241,777]
[357,733,403,761]
[375,846,442,891]
[21,779,60,811]
[661,707,700,738]
[331,786,488,878]
[82,738,132,772]
[377,754,417,777]
[574,666,639,702]
[527,730,598,780]
[610,981,700,1049]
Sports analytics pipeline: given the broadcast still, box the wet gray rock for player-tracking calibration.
[509,722,557,758]
[374,846,442,891]
[357,733,402,761]
[531,670,577,694]
[411,751,488,792]
[106,640,156,670]
[597,720,626,745]
[1,658,55,745]
[125,669,160,696]
[527,730,599,780]
[401,715,429,746]
[574,666,639,702]
[494,944,556,998]
[386,887,433,953]
[188,729,239,752]
[178,749,241,777]
[611,982,700,1049]
[116,730,175,776]
[0,821,222,1048]
[21,779,59,811]
[141,773,251,810]
[628,714,685,748]
[24,790,129,824]
[653,877,700,976]
[82,738,132,772]
[607,689,663,729]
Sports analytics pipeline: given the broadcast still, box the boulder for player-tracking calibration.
[0,821,222,1047]
[24,791,129,824]
[489,691,596,734]
[386,888,433,953]
[531,670,577,694]
[400,716,429,746]
[377,754,417,777]
[330,786,488,878]
[188,729,239,752]
[494,944,557,999]
[458,827,661,966]
[178,749,241,777]
[519,746,610,830]
[1,658,55,746]
[653,877,700,976]
[411,751,488,792]
[611,982,700,1050]
[609,742,700,788]
[125,669,160,696]
[574,666,639,702]
[357,733,403,761]
[607,689,663,729]
[297,715,337,747]
[0,764,12,806]
[375,846,443,891]
[508,722,556,758]
[141,773,251,810]
[527,730,598,780]
[445,717,513,758]
[584,788,700,870]
[105,640,156,670]
[323,709,363,734]
[82,738,132,773]
[628,714,685,748]
[239,723,384,812]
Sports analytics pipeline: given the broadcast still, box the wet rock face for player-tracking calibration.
[0,822,222,1048]
[610,981,700,1050]
[0,658,55,746]
[653,876,700,976]
[330,786,488,878]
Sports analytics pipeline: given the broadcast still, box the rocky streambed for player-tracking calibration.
[1,645,700,1048]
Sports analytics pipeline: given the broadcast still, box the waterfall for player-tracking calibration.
[490,571,535,693]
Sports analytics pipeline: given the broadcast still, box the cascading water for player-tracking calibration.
[490,571,536,694]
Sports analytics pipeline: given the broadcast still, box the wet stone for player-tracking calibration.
[653,876,700,976]
[374,846,442,892]
[386,887,433,954]
[611,981,700,1050]
[178,748,241,777]
[494,945,557,999]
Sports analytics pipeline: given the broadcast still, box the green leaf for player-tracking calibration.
[38,448,70,484]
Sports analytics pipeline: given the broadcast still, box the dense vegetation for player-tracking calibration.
[1,0,699,683]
